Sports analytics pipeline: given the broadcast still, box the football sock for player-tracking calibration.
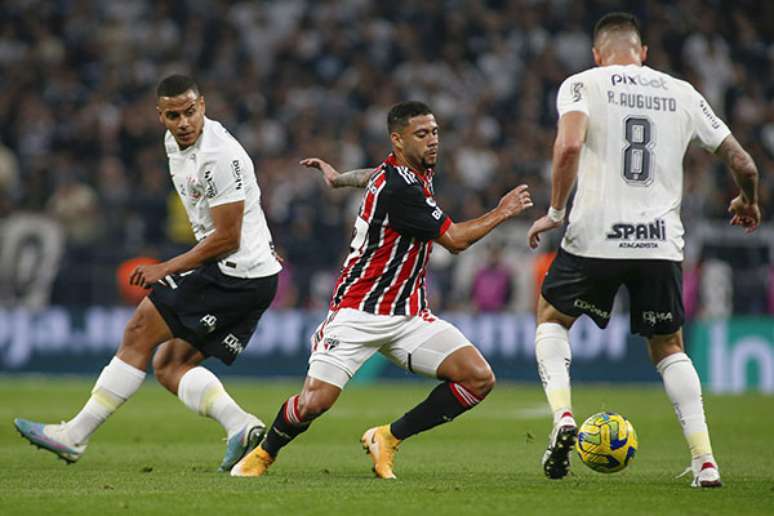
[535,323,573,423]
[656,352,713,459]
[177,367,251,438]
[389,382,482,440]
[66,357,146,445]
[261,395,310,458]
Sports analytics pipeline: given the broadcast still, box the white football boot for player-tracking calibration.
[691,457,722,488]
[542,412,577,479]
[14,418,87,464]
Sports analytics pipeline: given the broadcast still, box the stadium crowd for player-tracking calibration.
[0,0,771,311]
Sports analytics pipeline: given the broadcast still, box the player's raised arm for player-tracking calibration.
[714,135,761,233]
[528,111,588,249]
[437,184,533,254]
[300,157,374,188]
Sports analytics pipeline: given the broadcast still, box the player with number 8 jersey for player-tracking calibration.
[527,12,760,487]
[554,50,730,261]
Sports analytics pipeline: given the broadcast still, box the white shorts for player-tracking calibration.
[308,308,472,389]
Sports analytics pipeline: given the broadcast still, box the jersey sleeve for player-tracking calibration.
[689,87,731,151]
[385,182,451,242]
[204,155,247,207]
[556,74,590,117]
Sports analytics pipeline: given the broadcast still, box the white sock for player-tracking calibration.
[535,323,573,424]
[177,367,250,438]
[66,357,146,445]
[656,352,714,461]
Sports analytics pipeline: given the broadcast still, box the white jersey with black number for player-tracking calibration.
[165,117,282,278]
[556,64,731,261]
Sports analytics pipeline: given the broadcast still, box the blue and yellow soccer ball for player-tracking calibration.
[575,411,638,473]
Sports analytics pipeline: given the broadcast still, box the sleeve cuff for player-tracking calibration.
[209,195,246,208]
[557,106,589,118]
[438,216,452,236]
[706,128,732,153]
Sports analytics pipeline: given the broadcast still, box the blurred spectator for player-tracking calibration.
[0,140,19,217]
[46,172,101,246]
[0,0,770,308]
[470,245,513,313]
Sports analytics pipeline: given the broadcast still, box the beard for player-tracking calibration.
[421,153,437,170]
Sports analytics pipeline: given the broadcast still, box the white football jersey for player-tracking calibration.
[556,64,730,261]
[165,117,282,278]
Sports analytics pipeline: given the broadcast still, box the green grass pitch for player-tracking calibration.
[1,377,772,515]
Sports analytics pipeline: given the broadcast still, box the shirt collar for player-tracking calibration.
[385,152,433,181]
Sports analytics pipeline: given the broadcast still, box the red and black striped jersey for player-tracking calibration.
[329,153,451,316]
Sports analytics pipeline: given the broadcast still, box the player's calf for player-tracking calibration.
[383,344,493,447]
[362,379,488,480]
[370,346,496,479]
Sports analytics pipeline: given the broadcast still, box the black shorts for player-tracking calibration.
[148,263,277,365]
[541,248,684,337]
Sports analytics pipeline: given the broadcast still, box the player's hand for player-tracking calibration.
[300,158,340,188]
[728,194,760,233]
[497,184,533,218]
[130,262,170,289]
[527,215,562,249]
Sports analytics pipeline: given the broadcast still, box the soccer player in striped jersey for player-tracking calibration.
[527,13,760,487]
[231,101,534,479]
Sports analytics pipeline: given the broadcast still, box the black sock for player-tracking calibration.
[261,395,311,458]
[389,382,483,440]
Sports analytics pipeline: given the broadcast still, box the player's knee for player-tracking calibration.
[151,354,175,391]
[647,331,684,364]
[478,367,496,398]
[464,363,496,399]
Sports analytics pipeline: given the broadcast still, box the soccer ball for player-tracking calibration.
[575,411,637,473]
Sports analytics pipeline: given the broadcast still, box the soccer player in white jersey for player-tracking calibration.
[528,13,760,487]
[526,13,761,487]
[15,75,282,472]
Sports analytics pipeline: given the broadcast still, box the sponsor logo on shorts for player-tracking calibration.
[574,299,611,320]
[322,337,339,351]
[642,311,673,326]
[223,334,243,355]
[606,219,666,249]
[200,314,217,333]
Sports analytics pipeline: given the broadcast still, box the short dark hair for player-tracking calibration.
[156,74,200,98]
[593,12,642,45]
[387,101,433,133]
